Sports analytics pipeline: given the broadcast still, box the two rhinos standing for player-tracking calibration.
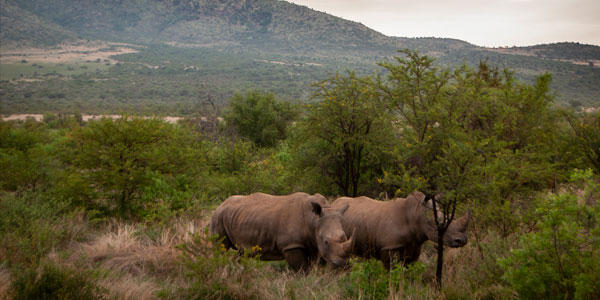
[210,192,470,272]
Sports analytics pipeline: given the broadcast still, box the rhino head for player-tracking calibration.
[311,202,354,268]
[443,209,470,247]
[420,195,470,248]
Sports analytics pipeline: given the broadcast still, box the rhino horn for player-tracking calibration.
[342,228,356,253]
[455,208,471,231]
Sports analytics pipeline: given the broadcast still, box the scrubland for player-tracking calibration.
[1,51,599,299]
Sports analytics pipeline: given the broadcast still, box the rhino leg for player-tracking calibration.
[284,248,309,272]
[381,246,423,269]
[380,248,408,270]
[380,249,395,270]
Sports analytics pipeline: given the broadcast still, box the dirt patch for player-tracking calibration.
[0,41,140,65]
[164,41,239,48]
[487,48,537,57]
[2,114,44,122]
[254,59,323,67]
[2,114,186,124]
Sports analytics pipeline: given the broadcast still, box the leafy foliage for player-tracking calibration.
[499,169,600,300]
[176,228,269,300]
[223,90,297,148]
[342,258,427,300]
[375,49,564,286]
[0,119,58,192]
[566,111,600,173]
[292,72,393,197]
[68,115,205,217]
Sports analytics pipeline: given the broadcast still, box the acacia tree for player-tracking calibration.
[378,51,476,286]
[293,72,392,197]
[378,50,557,287]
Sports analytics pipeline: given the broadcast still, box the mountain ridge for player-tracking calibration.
[4,0,598,61]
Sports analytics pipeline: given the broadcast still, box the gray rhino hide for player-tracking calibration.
[332,191,469,269]
[210,192,328,270]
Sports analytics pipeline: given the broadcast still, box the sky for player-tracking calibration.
[286,0,600,47]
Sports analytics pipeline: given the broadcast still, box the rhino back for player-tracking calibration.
[211,193,317,260]
[333,196,419,257]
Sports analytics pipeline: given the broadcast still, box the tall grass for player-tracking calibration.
[0,267,10,300]
[0,193,527,300]
[16,211,523,300]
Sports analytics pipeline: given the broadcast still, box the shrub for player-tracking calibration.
[9,263,106,300]
[499,169,600,300]
[342,258,427,300]
[174,228,270,300]
[0,192,68,267]
[67,116,205,218]
[223,90,297,148]
[0,121,56,192]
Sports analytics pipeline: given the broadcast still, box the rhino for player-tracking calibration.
[332,191,470,269]
[210,192,354,271]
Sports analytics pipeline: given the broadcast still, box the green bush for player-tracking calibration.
[499,169,600,300]
[139,171,194,223]
[342,258,426,300]
[67,116,207,218]
[223,90,297,148]
[10,263,106,300]
[173,228,270,300]
[0,192,70,267]
[201,138,293,202]
[0,121,57,192]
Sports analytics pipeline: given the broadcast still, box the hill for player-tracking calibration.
[0,0,76,49]
[487,42,600,64]
[1,0,599,114]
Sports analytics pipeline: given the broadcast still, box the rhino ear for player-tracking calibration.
[337,203,350,215]
[422,194,434,210]
[311,201,323,217]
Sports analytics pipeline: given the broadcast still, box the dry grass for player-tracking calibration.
[40,208,512,300]
[97,274,159,300]
[46,214,208,299]
[0,267,10,300]
[265,268,344,300]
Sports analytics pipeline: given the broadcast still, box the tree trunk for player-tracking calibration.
[436,229,444,289]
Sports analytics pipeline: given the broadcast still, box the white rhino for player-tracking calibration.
[210,192,354,271]
[332,191,470,269]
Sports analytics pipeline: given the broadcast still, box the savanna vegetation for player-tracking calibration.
[1,50,599,299]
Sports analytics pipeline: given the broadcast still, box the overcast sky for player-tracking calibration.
[287,0,600,47]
